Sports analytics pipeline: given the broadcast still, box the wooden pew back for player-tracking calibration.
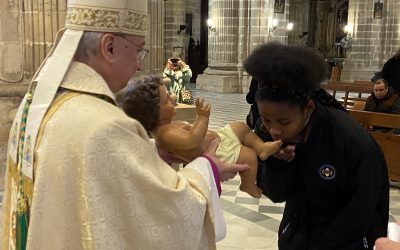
[348,110,400,181]
[321,81,373,110]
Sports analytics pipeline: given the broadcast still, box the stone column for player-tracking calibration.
[237,0,250,93]
[164,0,186,63]
[23,0,67,79]
[0,0,25,192]
[341,0,400,81]
[196,0,240,93]
[288,0,311,47]
[242,0,289,93]
[0,0,24,83]
[140,0,164,76]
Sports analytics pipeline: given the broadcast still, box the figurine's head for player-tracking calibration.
[121,77,176,131]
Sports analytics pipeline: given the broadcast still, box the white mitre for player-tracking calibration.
[9,0,148,179]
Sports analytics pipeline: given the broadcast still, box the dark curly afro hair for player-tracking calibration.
[244,42,328,91]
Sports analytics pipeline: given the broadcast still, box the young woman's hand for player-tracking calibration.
[203,138,250,182]
[375,237,400,250]
[273,144,296,162]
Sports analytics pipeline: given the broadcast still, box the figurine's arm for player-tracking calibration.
[155,98,211,150]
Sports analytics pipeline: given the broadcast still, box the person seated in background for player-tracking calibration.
[364,78,400,134]
[163,56,192,103]
[120,77,282,198]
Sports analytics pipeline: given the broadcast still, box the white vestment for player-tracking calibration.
[1,62,225,249]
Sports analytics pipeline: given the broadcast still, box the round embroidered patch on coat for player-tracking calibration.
[319,164,336,180]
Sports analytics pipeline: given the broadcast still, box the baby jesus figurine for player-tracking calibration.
[121,78,281,198]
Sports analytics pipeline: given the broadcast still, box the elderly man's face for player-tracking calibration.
[112,34,147,92]
[373,81,388,99]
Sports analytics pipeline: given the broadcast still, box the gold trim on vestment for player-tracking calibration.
[34,91,82,179]
[123,11,147,31]
[7,91,80,216]
[8,92,81,193]
[2,157,15,248]
[66,7,147,32]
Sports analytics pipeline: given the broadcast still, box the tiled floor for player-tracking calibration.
[1,85,399,249]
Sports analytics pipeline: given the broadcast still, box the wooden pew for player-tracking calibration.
[348,110,400,181]
[321,82,373,110]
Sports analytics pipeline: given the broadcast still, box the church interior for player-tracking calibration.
[1,0,400,248]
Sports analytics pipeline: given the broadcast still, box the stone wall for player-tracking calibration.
[342,0,400,81]
[196,0,241,93]
[164,0,187,62]
[288,0,310,46]
[198,0,291,93]
[186,0,201,42]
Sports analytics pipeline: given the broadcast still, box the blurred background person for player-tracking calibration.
[163,56,192,103]
[364,78,400,134]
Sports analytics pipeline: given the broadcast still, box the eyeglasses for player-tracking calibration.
[114,34,149,61]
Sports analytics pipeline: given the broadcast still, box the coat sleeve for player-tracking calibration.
[364,96,376,112]
[312,140,389,250]
[390,98,400,134]
[257,157,296,203]
[181,65,192,84]
[381,58,395,86]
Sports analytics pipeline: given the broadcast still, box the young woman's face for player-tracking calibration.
[257,100,314,143]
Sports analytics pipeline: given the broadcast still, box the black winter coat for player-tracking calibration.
[382,57,400,93]
[255,103,389,250]
[246,78,260,129]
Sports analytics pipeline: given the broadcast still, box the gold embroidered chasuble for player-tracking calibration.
[1,62,222,249]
